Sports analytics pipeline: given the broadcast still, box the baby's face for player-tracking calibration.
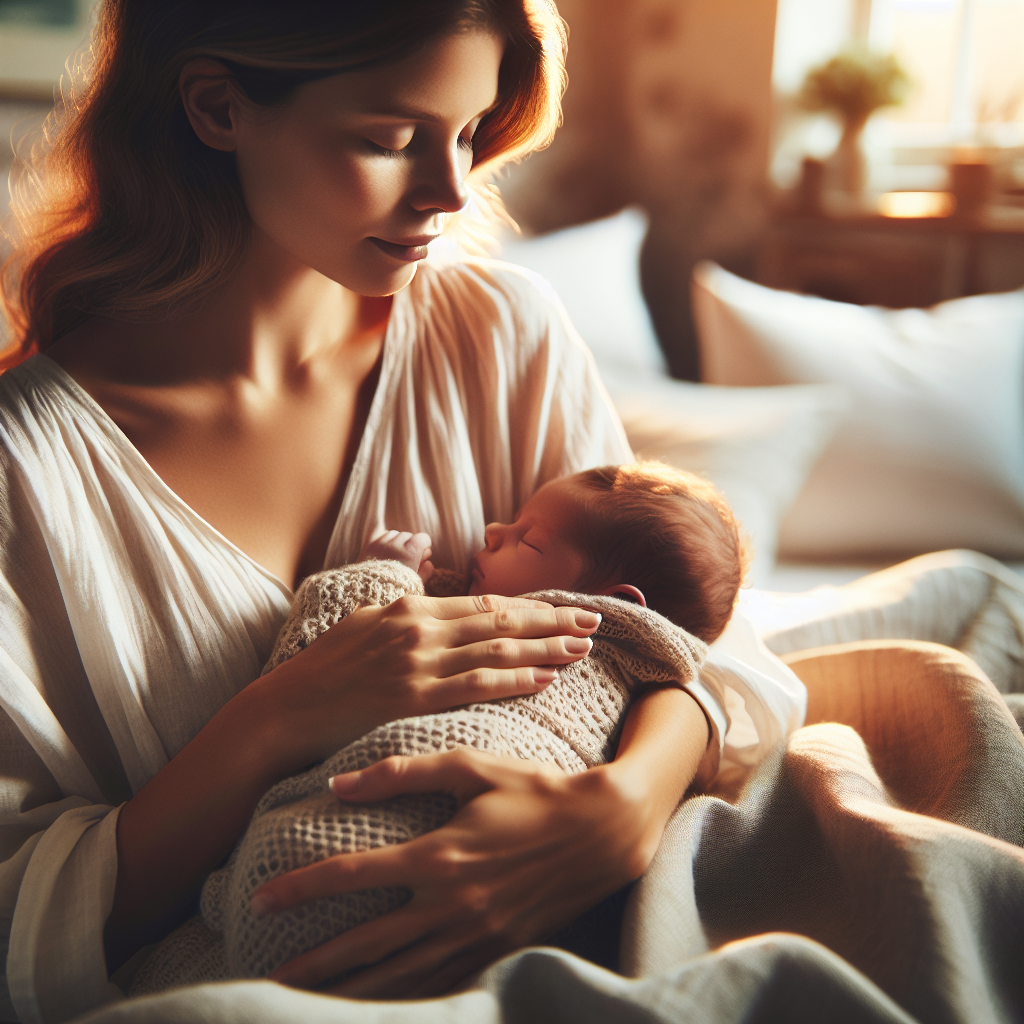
[469,479,586,597]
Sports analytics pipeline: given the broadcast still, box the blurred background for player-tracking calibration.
[1,0,1023,378]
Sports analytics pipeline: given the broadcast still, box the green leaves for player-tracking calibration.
[799,49,910,124]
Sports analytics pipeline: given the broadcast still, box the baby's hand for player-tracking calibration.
[361,531,435,584]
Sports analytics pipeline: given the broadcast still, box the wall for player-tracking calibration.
[501,0,779,379]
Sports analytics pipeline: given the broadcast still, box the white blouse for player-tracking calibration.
[0,258,801,1023]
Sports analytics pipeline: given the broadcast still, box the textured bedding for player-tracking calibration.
[80,551,1024,1024]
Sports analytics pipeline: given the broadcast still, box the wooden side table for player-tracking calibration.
[756,206,1024,308]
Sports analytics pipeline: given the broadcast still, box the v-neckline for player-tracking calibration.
[30,286,407,599]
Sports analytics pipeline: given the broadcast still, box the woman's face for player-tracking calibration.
[231,29,503,296]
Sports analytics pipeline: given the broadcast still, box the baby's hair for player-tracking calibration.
[572,462,750,643]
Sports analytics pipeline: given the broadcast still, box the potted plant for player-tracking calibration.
[800,49,909,198]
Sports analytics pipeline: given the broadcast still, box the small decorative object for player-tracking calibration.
[949,148,994,219]
[796,157,827,215]
[800,49,909,199]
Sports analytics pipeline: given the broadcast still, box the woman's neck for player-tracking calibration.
[48,226,391,391]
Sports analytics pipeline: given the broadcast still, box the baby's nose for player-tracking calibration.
[483,522,507,549]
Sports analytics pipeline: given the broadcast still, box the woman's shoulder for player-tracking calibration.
[419,256,567,320]
[0,355,107,479]
[410,257,586,359]
[0,356,58,436]
[1,354,82,424]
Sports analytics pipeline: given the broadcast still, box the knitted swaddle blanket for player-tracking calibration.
[131,560,706,993]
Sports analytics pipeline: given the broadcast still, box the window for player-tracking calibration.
[0,0,94,97]
[872,0,1024,145]
[0,1,77,28]
[772,0,1024,190]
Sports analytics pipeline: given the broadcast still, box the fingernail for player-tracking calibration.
[565,637,593,655]
[250,891,277,919]
[575,611,601,629]
[330,772,360,794]
[532,668,558,686]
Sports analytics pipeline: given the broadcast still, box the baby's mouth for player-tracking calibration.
[469,556,484,583]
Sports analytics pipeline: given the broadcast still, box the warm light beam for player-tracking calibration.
[878,192,957,218]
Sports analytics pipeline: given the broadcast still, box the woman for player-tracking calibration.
[0,2,722,1019]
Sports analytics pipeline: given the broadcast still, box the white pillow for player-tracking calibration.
[497,208,669,377]
[692,262,1024,560]
[604,370,847,585]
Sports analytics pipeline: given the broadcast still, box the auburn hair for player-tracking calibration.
[0,0,566,367]
[574,462,750,643]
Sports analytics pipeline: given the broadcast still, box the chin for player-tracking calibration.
[316,262,415,298]
[356,265,420,299]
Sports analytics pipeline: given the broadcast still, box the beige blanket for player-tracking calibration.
[80,556,1024,1024]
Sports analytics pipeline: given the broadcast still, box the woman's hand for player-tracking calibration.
[261,594,603,765]
[256,750,647,998]
[252,687,711,998]
[105,594,598,971]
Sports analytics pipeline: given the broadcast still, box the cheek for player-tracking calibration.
[234,127,414,291]
[473,547,523,596]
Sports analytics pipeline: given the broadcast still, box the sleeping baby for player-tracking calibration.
[132,461,747,992]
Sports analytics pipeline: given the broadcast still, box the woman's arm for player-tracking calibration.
[104,595,600,970]
[254,686,709,997]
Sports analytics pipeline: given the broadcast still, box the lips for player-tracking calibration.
[368,235,438,263]
[469,556,484,582]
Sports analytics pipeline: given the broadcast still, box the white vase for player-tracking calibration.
[830,115,868,199]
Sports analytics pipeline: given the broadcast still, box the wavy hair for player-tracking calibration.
[573,462,750,644]
[0,0,566,367]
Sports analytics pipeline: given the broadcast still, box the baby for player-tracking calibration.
[366,461,747,644]
[132,462,746,992]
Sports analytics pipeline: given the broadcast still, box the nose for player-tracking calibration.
[408,140,470,215]
[483,522,508,551]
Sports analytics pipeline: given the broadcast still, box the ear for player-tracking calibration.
[597,584,647,607]
[179,58,241,153]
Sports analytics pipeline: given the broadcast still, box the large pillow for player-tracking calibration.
[497,208,668,377]
[692,262,1024,560]
[604,370,847,585]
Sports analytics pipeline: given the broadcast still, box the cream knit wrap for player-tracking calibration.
[132,560,706,993]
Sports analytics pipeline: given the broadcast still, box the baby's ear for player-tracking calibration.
[597,584,646,607]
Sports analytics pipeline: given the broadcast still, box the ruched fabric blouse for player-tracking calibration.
[0,259,772,1023]
[0,260,635,1022]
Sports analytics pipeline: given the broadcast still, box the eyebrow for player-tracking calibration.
[357,99,499,125]
[360,105,443,124]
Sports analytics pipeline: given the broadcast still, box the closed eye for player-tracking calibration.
[367,140,406,158]
[520,540,543,554]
